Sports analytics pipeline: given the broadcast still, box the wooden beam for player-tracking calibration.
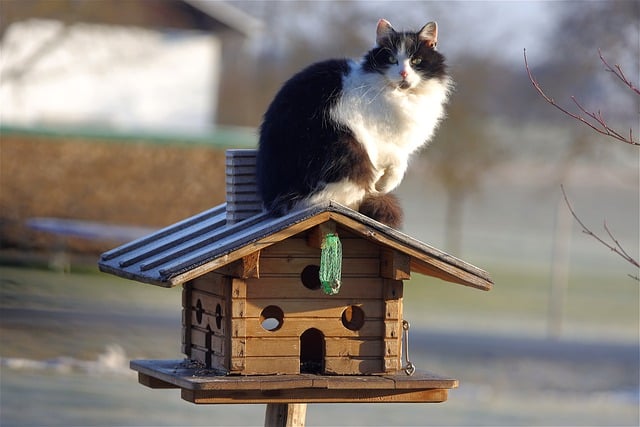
[138,373,178,389]
[216,251,261,278]
[264,403,307,427]
[181,388,449,404]
[306,221,337,249]
[380,249,411,280]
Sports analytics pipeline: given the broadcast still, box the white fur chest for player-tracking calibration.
[330,62,450,176]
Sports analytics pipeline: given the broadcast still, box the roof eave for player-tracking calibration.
[98,202,493,291]
[182,0,263,37]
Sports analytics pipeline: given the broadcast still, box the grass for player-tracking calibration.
[0,265,184,360]
[0,264,181,314]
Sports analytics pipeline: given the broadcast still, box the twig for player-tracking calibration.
[561,185,639,281]
[598,49,640,96]
[524,49,639,146]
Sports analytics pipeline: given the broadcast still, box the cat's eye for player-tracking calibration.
[411,58,422,65]
[387,55,398,64]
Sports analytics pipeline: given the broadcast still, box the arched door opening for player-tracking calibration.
[300,328,325,374]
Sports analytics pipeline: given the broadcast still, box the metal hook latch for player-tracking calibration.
[402,320,415,376]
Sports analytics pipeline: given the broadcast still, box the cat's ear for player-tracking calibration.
[376,19,395,45]
[418,21,438,49]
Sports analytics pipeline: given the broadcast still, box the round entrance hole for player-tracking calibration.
[341,305,365,331]
[260,305,284,331]
[300,265,321,290]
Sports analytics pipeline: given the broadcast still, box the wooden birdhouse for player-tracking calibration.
[99,149,492,407]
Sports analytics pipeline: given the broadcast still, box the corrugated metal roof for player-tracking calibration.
[99,201,493,290]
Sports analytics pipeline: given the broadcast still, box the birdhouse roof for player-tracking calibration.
[99,201,493,290]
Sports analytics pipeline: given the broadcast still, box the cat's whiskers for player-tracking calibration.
[355,77,394,105]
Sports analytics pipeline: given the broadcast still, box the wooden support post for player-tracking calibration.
[306,221,337,249]
[264,403,307,427]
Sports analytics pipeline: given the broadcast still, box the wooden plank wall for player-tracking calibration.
[235,229,402,375]
[184,273,230,371]
[181,226,405,376]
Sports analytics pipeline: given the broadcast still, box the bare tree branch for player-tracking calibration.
[599,49,640,96]
[561,185,639,281]
[524,49,639,146]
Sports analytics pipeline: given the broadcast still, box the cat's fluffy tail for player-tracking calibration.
[359,193,403,229]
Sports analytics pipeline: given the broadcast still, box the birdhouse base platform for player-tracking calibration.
[131,359,458,404]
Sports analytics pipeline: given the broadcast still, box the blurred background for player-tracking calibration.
[1,1,638,426]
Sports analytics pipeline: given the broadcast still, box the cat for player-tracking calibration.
[256,19,452,228]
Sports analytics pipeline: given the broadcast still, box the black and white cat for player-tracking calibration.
[257,19,451,228]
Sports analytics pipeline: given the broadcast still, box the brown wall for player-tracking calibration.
[0,133,226,254]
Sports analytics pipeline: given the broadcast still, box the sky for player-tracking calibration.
[231,0,557,66]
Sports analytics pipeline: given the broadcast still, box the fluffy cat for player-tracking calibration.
[257,19,451,228]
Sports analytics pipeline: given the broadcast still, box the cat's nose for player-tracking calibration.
[399,70,408,79]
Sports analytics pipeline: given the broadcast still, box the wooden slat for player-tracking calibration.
[325,357,382,375]
[261,236,380,258]
[383,279,403,375]
[240,337,387,359]
[243,318,384,339]
[99,205,226,262]
[231,277,247,298]
[259,257,380,278]
[240,299,383,319]
[190,310,227,335]
[383,356,401,372]
[245,277,385,299]
[191,272,227,295]
[383,337,400,358]
[385,320,401,341]
[191,289,225,313]
[229,278,247,373]
[325,338,385,357]
[306,221,337,249]
[380,249,411,280]
[138,373,178,389]
[182,283,192,356]
[384,299,401,320]
[231,336,245,359]
[383,279,403,299]
[215,252,260,279]
[236,356,300,375]
[260,238,319,258]
[182,388,449,404]
[190,328,225,353]
[245,337,299,357]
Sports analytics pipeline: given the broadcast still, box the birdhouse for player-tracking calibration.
[99,149,492,405]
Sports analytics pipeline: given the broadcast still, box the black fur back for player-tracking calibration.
[257,59,375,215]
